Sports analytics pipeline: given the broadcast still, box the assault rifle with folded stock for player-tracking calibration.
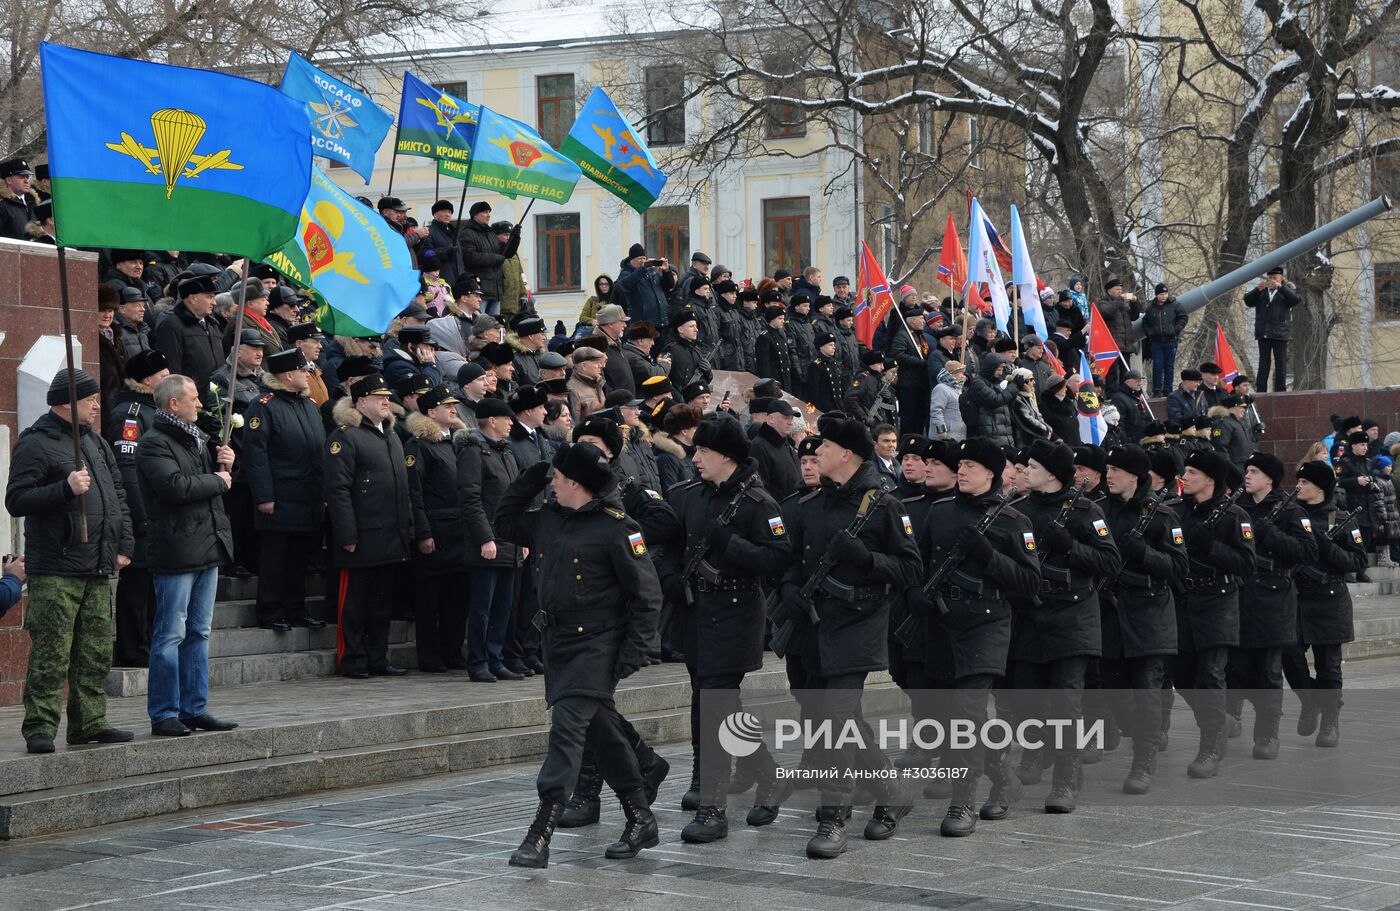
[769,488,881,658]
[1039,482,1088,565]
[683,473,758,609]
[893,488,1019,647]
[1185,486,1245,581]
[1297,506,1363,583]
[1096,486,1172,593]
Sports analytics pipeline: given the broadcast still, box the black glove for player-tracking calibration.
[1120,533,1148,561]
[614,643,646,681]
[831,536,875,572]
[778,587,807,624]
[959,526,994,562]
[1252,521,1274,546]
[1042,525,1074,555]
[707,523,735,552]
[1187,532,1213,558]
[907,588,934,617]
[520,459,551,489]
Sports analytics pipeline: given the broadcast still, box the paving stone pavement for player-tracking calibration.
[6,657,1400,911]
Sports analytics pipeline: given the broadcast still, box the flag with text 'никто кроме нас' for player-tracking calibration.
[280,51,391,184]
[40,42,311,260]
[265,167,420,338]
[465,105,580,204]
[560,86,668,213]
[396,72,478,179]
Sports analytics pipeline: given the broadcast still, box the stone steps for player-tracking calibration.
[209,597,330,631]
[0,662,784,839]
[104,632,417,698]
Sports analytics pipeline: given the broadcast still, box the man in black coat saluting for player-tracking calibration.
[497,442,662,869]
[324,375,424,678]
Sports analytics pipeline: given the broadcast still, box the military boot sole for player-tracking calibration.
[605,825,659,859]
[508,848,549,869]
[681,818,729,844]
[1187,760,1220,779]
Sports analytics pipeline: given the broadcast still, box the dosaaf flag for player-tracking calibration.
[281,51,391,184]
[561,86,667,213]
[41,43,311,259]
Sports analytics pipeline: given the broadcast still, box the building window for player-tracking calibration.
[967,114,983,169]
[1375,155,1400,200]
[644,205,689,266]
[878,203,897,270]
[918,107,934,157]
[645,66,686,146]
[763,197,810,277]
[536,74,575,148]
[764,64,807,139]
[1379,262,1400,320]
[536,213,581,292]
[439,82,470,101]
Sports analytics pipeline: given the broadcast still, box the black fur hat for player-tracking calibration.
[1106,444,1151,481]
[1246,451,1285,489]
[693,415,751,463]
[1297,460,1336,498]
[958,437,1005,477]
[553,441,615,494]
[1029,439,1076,487]
[573,415,624,460]
[822,418,874,461]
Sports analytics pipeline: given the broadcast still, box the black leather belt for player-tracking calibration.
[545,608,624,628]
[815,583,889,602]
[946,584,1001,602]
[694,577,762,593]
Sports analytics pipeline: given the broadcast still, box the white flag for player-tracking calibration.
[1009,204,1049,339]
[965,197,1011,333]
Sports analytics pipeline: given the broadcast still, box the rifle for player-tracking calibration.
[771,487,882,658]
[1186,486,1245,577]
[1265,484,1301,525]
[1038,482,1088,565]
[893,488,1018,647]
[683,472,758,609]
[1297,506,1363,583]
[1097,486,1172,593]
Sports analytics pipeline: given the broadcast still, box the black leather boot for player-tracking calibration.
[681,804,729,843]
[509,799,564,868]
[1044,751,1082,813]
[1253,711,1281,760]
[1016,748,1046,785]
[941,778,979,837]
[681,748,701,811]
[806,806,849,858]
[1316,707,1340,748]
[559,753,603,828]
[728,752,761,794]
[747,776,794,827]
[1296,691,1320,736]
[1122,738,1158,795]
[605,789,659,859]
[1187,726,1224,779]
[980,750,1023,820]
[641,753,670,804]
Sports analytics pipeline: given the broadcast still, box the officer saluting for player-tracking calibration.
[1010,440,1122,814]
[1100,445,1186,795]
[1284,461,1366,748]
[1231,452,1315,759]
[243,349,327,632]
[496,442,662,869]
[1175,449,1255,778]
[671,416,792,844]
[910,438,1039,837]
[773,418,922,859]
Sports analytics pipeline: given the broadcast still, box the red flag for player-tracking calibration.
[855,240,896,349]
[1214,323,1240,390]
[936,213,968,292]
[1086,302,1123,369]
[1043,344,1067,377]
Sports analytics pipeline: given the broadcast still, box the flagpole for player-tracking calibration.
[386,148,399,198]
[221,269,251,447]
[54,245,88,543]
[1011,284,1020,348]
[434,166,440,204]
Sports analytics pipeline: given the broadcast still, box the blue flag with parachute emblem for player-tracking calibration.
[280,51,391,184]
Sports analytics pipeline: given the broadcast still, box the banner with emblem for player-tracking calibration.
[395,72,478,173]
[560,86,668,213]
[280,51,392,184]
[264,166,420,337]
[465,105,581,204]
[40,43,311,259]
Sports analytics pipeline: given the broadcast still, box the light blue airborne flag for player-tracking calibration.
[560,86,668,213]
[41,42,311,259]
[280,51,392,184]
[266,167,421,337]
[465,105,580,204]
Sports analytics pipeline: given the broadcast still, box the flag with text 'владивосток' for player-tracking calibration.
[560,86,667,213]
[40,42,311,260]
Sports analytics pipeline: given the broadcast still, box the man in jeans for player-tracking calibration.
[137,375,239,737]
[1141,283,1188,397]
